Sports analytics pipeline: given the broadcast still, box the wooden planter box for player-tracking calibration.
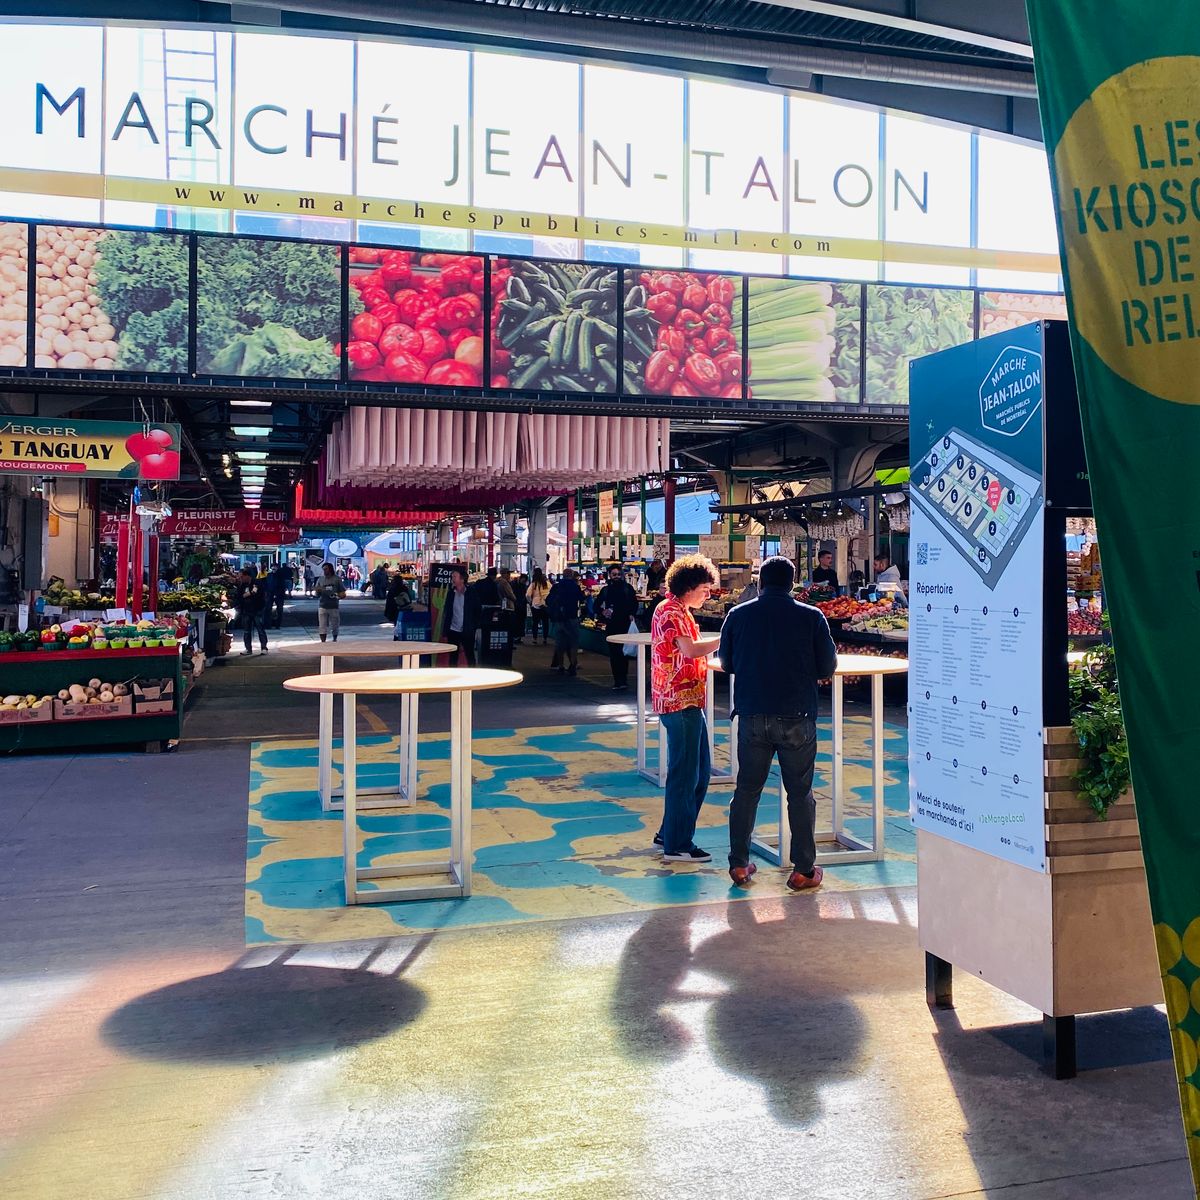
[919,726,1161,1077]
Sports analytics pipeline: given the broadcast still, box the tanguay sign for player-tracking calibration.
[0,418,181,479]
[0,20,1059,278]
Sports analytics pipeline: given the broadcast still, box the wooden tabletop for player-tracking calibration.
[283,667,523,696]
[274,639,455,657]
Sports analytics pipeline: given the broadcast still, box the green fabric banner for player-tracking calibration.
[1026,2,1200,1183]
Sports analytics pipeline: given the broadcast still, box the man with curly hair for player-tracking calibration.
[651,554,721,863]
[718,554,838,891]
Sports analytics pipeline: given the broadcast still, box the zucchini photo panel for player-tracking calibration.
[195,236,342,380]
[33,226,189,374]
[491,259,620,393]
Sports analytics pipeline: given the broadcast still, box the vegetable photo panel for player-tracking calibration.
[864,284,975,405]
[740,277,862,404]
[33,226,189,374]
[347,246,485,387]
[621,268,743,399]
[491,259,620,393]
[0,223,28,368]
[195,235,342,380]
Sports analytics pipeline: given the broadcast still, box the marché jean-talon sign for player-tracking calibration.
[0,19,1060,274]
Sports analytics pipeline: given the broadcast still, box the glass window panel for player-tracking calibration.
[233,32,354,194]
[357,41,469,206]
[584,64,684,227]
[884,114,971,286]
[687,80,784,234]
[472,53,581,217]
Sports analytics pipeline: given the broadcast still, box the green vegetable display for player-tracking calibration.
[864,285,974,405]
[92,230,190,373]
[737,278,861,403]
[196,237,343,379]
[494,261,619,392]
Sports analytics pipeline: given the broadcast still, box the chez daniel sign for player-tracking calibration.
[0,19,1059,272]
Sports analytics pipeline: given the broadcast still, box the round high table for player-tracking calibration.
[283,667,522,904]
[748,653,910,868]
[605,630,730,787]
[276,639,454,812]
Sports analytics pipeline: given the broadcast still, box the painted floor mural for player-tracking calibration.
[246,718,913,944]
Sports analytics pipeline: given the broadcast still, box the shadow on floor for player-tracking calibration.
[100,963,426,1063]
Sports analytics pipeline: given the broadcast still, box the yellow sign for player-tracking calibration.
[0,166,1061,275]
[0,417,181,479]
[1054,55,1200,406]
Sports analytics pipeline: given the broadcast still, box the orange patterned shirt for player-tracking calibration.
[651,595,706,714]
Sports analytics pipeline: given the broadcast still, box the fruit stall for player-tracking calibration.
[0,619,188,751]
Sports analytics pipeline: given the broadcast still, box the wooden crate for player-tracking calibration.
[919,726,1161,1019]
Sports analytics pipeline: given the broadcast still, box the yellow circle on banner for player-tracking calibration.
[1054,56,1200,405]
[1159,922,1185,970]
[1165,973,1190,1024]
[1183,1083,1200,1133]
[1175,1029,1200,1079]
[1183,917,1200,966]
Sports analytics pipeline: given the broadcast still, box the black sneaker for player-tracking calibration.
[652,832,663,850]
[662,846,712,863]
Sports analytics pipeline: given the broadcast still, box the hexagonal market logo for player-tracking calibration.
[979,346,1043,437]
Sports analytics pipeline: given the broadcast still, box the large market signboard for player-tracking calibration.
[0,20,1060,280]
[0,416,181,479]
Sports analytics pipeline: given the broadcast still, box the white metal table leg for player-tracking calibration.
[450,689,474,896]
[872,672,885,854]
[635,643,647,775]
[318,656,335,810]
[832,674,845,836]
[342,691,358,904]
[636,642,665,789]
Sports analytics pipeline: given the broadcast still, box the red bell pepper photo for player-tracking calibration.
[674,308,705,336]
[713,349,743,382]
[705,327,737,356]
[646,292,678,323]
[644,349,681,392]
[682,283,708,312]
[707,276,735,306]
[655,326,686,358]
[683,351,722,396]
[701,302,732,328]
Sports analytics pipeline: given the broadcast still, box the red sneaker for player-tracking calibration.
[729,863,758,888]
[786,865,824,892]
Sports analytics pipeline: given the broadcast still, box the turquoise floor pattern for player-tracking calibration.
[246,717,913,944]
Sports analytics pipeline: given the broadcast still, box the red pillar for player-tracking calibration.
[147,533,160,614]
[566,494,576,565]
[663,476,676,562]
[487,514,495,568]
[115,519,130,611]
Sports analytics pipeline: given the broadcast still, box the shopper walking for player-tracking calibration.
[384,571,414,625]
[303,561,317,595]
[235,566,269,656]
[370,561,390,600]
[718,555,838,891]
[527,568,551,644]
[439,566,475,665]
[513,572,529,644]
[314,562,346,643]
[651,554,720,863]
[546,568,584,675]
[646,556,667,595]
[270,561,291,628]
[596,564,639,691]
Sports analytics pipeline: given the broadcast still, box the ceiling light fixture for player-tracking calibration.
[231,399,271,408]
[237,450,269,461]
[232,426,269,437]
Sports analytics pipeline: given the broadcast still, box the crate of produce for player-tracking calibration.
[133,677,176,715]
[55,695,133,721]
[0,695,55,723]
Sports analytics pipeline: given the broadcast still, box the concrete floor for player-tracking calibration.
[0,596,1191,1199]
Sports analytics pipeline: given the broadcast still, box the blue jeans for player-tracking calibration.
[243,609,267,652]
[728,714,818,872]
[660,706,711,855]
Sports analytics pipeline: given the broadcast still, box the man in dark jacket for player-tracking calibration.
[717,555,837,892]
[596,564,640,691]
[235,566,268,656]
[439,566,474,665]
[546,569,584,675]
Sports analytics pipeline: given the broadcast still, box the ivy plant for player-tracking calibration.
[1067,629,1130,819]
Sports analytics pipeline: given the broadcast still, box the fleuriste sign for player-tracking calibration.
[101,508,297,544]
[0,418,180,479]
